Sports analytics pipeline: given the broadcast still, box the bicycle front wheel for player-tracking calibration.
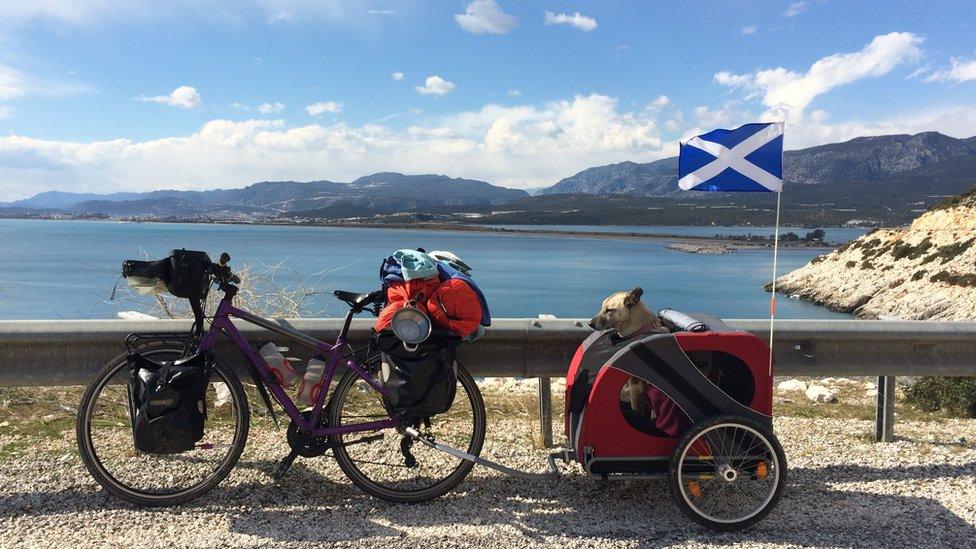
[76,343,250,506]
[328,363,486,503]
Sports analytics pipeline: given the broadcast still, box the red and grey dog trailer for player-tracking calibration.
[562,309,786,531]
[404,309,786,531]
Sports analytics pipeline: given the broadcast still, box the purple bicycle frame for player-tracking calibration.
[197,296,400,437]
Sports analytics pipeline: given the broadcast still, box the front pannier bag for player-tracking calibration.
[127,352,211,454]
[375,331,458,419]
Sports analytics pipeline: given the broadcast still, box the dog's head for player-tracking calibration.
[588,287,645,333]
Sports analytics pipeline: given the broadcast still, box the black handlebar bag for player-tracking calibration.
[166,249,212,299]
[121,249,212,300]
[126,352,212,454]
[375,330,459,420]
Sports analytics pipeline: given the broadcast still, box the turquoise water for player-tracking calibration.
[484,224,870,244]
[0,219,850,320]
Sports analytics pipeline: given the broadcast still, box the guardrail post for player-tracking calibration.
[538,377,553,448]
[875,376,896,442]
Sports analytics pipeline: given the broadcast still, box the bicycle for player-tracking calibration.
[76,252,487,506]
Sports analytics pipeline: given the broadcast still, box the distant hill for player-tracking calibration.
[541,132,976,197]
[4,131,976,226]
[2,173,529,217]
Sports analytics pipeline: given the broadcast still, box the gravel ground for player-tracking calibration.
[1,406,974,548]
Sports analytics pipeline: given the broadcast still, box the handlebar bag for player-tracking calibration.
[126,352,211,454]
[166,249,213,299]
[375,330,458,420]
[122,258,171,295]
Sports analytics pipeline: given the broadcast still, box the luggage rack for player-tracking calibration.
[124,331,197,355]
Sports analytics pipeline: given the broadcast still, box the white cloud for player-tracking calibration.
[925,55,976,83]
[415,75,455,96]
[455,0,517,35]
[0,1,394,27]
[544,11,597,32]
[0,93,670,200]
[0,63,26,100]
[648,95,671,108]
[741,25,758,35]
[228,102,251,111]
[715,32,923,122]
[507,89,521,97]
[784,1,807,17]
[258,102,285,114]
[135,85,201,109]
[391,71,404,82]
[306,101,342,116]
[266,11,292,24]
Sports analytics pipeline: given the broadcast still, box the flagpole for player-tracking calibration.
[768,189,782,376]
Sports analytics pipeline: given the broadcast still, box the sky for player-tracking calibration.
[0,0,975,201]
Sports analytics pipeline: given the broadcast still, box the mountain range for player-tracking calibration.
[543,132,976,196]
[3,131,975,225]
[1,173,529,216]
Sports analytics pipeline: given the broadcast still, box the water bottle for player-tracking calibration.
[298,357,327,406]
[259,342,298,387]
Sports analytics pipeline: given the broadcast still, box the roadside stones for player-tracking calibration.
[777,379,809,392]
[805,384,838,403]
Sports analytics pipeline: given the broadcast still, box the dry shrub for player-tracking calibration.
[115,261,343,319]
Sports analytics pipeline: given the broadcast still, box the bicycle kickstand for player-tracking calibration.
[272,433,310,480]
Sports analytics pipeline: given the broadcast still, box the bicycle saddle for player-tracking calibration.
[333,290,383,309]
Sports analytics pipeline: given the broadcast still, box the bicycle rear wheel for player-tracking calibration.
[76,343,250,506]
[328,363,486,503]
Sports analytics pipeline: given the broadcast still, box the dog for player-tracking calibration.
[588,288,668,416]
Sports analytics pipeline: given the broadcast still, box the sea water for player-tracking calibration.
[0,219,851,320]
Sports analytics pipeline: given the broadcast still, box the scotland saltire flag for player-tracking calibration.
[678,122,784,192]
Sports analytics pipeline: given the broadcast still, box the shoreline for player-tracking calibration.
[2,216,840,250]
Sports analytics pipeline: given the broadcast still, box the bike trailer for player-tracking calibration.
[564,310,773,476]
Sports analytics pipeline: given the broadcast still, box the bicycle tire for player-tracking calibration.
[667,414,787,531]
[76,343,250,506]
[328,363,486,504]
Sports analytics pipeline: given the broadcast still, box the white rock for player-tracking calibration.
[778,379,809,392]
[866,388,878,398]
[806,384,838,403]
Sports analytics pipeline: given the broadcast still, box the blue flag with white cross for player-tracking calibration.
[678,122,784,192]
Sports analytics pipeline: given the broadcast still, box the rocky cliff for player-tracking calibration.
[774,188,976,320]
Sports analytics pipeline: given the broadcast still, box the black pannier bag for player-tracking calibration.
[375,330,458,419]
[165,249,212,299]
[121,249,212,299]
[127,352,211,454]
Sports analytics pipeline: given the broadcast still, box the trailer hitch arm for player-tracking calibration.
[403,427,560,480]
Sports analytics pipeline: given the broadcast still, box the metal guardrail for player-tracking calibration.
[2,318,975,385]
[1,318,974,442]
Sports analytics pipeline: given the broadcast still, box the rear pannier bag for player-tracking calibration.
[127,352,211,454]
[375,330,458,419]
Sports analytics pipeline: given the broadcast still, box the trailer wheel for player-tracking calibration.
[668,415,787,531]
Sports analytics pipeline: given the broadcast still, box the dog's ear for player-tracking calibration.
[624,287,644,308]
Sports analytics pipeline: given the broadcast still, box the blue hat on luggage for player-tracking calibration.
[393,249,439,280]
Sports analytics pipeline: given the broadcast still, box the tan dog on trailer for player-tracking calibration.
[588,288,669,415]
